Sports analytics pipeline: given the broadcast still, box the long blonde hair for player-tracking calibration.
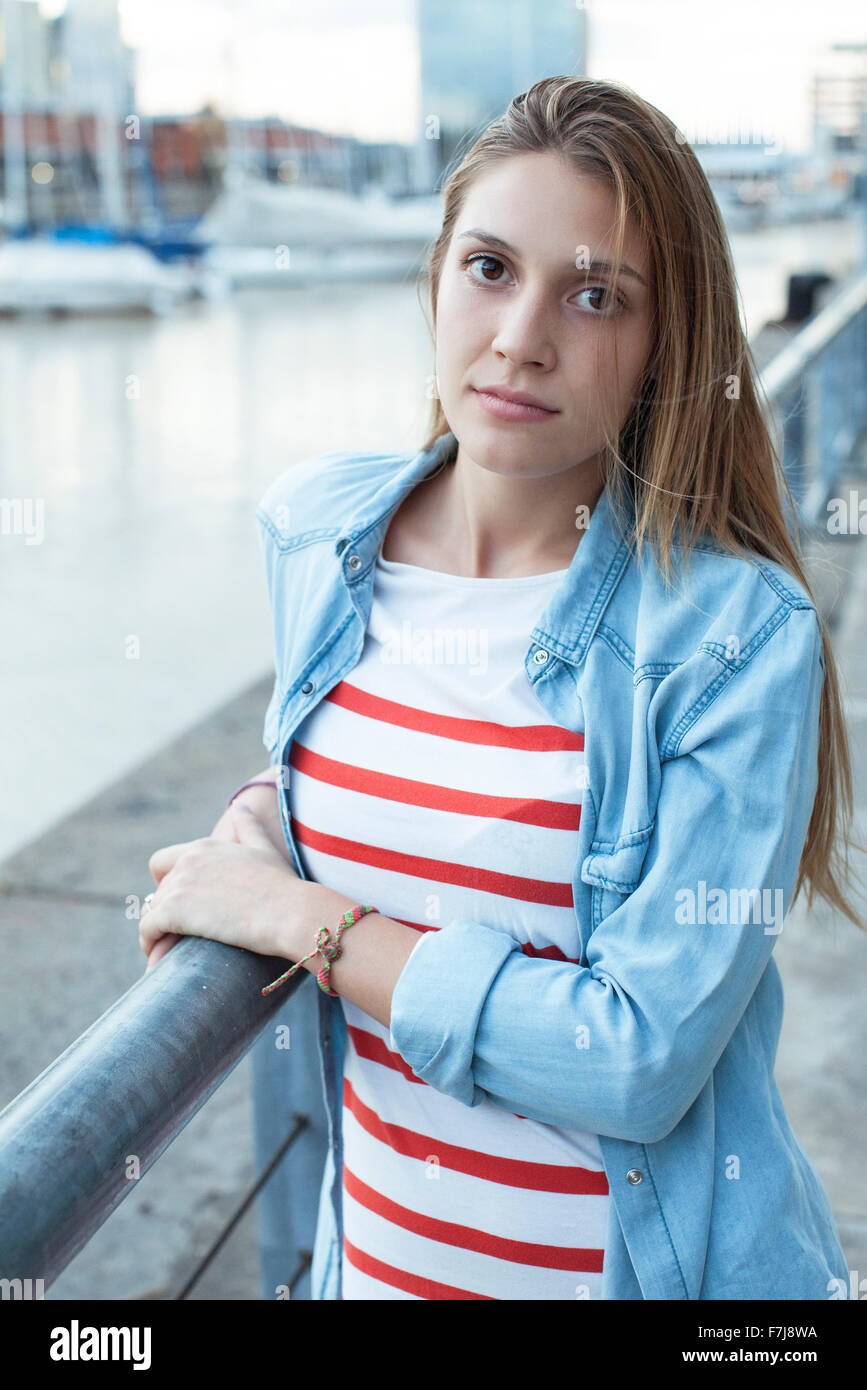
[416,75,865,930]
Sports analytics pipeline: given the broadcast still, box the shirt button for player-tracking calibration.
[347,553,362,570]
[300,680,314,694]
[533,648,549,665]
[626,1169,644,1185]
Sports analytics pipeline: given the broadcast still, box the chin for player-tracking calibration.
[464,433,552,478]
[457,421,567,476]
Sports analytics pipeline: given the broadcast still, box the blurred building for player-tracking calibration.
[0,0,136,229]
[415,0,588,187]
[0,0,52,104]
[49,0,136,115]
[0,0,592,234]
[812,50,867,212]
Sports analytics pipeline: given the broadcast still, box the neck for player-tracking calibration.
[433,444,605,579]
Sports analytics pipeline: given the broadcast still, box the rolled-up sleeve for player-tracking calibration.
[388,604,824,1144]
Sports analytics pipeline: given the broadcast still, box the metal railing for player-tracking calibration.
[762,266,867,530]
[0,934,319,1297]
[1,264,866,1300]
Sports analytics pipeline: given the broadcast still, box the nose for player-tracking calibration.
[489,289,556,371]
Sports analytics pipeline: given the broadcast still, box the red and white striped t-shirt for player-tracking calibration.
[288,545,609,1299]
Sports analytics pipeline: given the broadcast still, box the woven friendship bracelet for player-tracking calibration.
[260,903,378,997]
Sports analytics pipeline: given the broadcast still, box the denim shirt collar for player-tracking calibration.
[333,429,638,668]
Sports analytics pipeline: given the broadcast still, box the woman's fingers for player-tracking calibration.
[145,932,180,972]
[148,839,204,885]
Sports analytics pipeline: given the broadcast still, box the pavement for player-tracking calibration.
[1,445,866,1301]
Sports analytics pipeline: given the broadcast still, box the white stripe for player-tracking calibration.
[342,1189,606,1301]
[290,761,584,877]
[300,849,580,954]
[341,1103,609,1245]
[293,695,586,800]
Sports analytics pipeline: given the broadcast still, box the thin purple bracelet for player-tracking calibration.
[227,778,279,809]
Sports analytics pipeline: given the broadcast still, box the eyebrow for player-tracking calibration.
[455,227,649,288]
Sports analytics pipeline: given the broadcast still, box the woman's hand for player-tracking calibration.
[144,775,285,971]
[139,801,304,968]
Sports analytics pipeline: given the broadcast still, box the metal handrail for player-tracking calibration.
[761,266,867,528]
[761,269,867,401]
[0,934,307,1290]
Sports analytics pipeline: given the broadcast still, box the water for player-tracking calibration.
[0,217,863,860]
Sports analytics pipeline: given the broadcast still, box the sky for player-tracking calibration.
[48,0,867,152]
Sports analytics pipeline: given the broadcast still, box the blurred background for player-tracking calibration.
[1,0,866,859]
[0,0,865,1303]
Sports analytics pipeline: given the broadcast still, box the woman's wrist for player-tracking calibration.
[272,882,358,966]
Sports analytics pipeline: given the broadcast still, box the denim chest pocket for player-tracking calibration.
[580,824,655,931]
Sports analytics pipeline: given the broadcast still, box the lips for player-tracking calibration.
[475,385,558,412]
[473,386,560,424]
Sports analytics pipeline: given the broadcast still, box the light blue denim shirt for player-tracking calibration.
[255,428,849,1300]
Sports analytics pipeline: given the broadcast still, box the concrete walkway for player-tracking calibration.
[1,461,866,1300]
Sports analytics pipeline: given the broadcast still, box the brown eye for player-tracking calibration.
[464,253,508,283]
[575,285,627,316]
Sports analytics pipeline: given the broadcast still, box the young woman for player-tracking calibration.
[139,77,865,1300]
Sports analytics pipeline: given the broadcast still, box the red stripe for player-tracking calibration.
[344,1163,605,1272]
[343,1076,609,1194]
[348,1023,423,1083]
[343,1236,495,1299]
[355,919,581,965]
[292,818,574,907]
[290,739,581,830]
[326,679,584,752]
[347,1024,526,1119]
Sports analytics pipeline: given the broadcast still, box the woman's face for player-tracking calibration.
[434,150,655,481]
